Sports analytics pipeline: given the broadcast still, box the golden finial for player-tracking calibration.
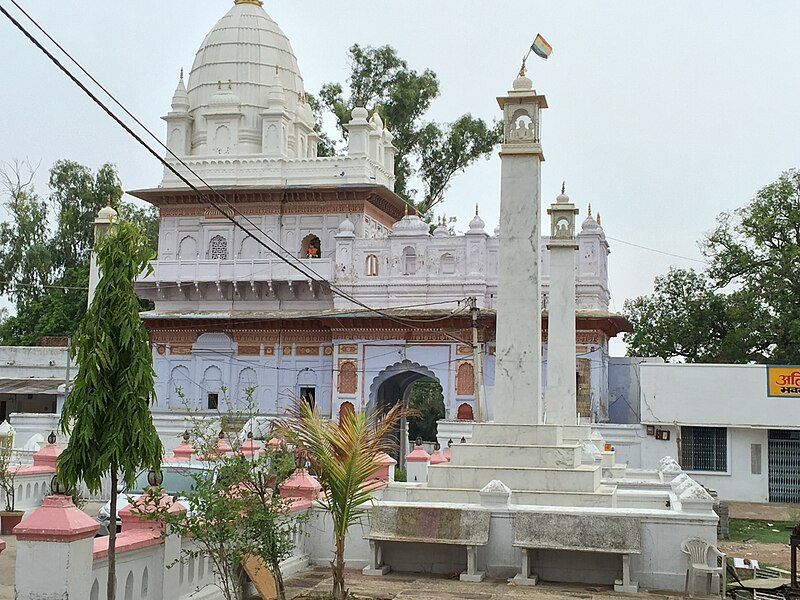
[179,68,184,82]
[404,203,409,217]
[275,64,279,76]
[587,203,592,217]
[561,181,566,195]
[518,56,527,78]
[596,212,602,226]
[475,203,479,217]
[234,0,264,6]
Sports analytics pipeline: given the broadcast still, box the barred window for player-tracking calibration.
[681,426,727,472]
[209,235,228,260]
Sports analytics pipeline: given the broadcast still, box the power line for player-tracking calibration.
[605,235,708,265]
[0,2,471,344]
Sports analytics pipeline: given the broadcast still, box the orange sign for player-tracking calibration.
[767,367,800,398]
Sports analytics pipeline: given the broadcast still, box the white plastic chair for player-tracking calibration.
[681,537,727,597]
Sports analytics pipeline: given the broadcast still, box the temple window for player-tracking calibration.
[300,386,316,410]
[402,246,417,275]
[302,234,322,259]
[207,392,219,410]
[366,254,379,276]
[441,253,455,275]
[209,235,228,260]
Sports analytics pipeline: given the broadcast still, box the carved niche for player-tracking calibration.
[338,360,358,395]
[455,361,475,396]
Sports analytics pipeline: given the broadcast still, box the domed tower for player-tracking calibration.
[152,0,398,191]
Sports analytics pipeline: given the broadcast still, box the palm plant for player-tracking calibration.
[276,400,411,600]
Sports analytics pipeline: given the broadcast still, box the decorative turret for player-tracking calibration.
[163,70,192,156]
[467,204,487,235]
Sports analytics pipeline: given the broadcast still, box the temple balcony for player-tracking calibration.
[135,257,333,302]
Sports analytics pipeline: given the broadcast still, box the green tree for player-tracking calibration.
[407,381,445,442]
[705,169,800,364]
[57,219,163,600]
[623,170,799,364]
[276,399,410,600]
[317,44,502,217]
[0,160,158,345]
[622,268,770,363]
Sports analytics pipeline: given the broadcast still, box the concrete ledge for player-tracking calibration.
[362,565,391,576]
[512,573,539,586]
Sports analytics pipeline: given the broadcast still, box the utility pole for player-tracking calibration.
[468,297,485,422]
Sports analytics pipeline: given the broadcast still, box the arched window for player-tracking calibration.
[301,234,321,259]
[441,253,455,275]
[236,367,258,410]
[209,235,228,260]
[169,365,191,410]
[239,237,259,259]
[366,254,379,276]
[338,401,355,423]
[402,246,417,275]
[90,580,99,600]
[141,567,149,598]
[456,403,475,421]
[178,236,198,260]
[455,362,475,396]
[124,571,134,600]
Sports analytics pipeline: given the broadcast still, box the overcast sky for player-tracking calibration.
[1,1,798,354]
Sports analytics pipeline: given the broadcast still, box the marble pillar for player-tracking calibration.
[545,187,579,424]
[493,75,548,424]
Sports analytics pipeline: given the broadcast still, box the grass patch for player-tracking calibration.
[728,519,794,544]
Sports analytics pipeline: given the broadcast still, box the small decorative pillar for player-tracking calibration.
[279,469,322,502]
[171,431,194,462]
[241,432,261,459]
[429,442,447,466]
[405,440,431,483]
[13,494,99,598]
[32,431,62,469]
[371,452,397,482]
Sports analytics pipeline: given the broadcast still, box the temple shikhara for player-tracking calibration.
[131,0,629,433]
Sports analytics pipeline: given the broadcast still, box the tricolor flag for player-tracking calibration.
[531,34,553,60]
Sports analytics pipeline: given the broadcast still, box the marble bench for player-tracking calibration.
[512,512,641,593]
[363,504,491,582]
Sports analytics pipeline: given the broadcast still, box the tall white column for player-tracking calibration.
[493,75,548,424]
[545,186,579,424]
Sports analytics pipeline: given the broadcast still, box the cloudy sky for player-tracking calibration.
[1,1,798,354]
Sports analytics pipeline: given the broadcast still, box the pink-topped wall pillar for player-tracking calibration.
[14,494,98,598]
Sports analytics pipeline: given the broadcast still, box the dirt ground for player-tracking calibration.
[718,539,791,570]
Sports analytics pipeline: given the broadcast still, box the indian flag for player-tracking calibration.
[531,34,553,60]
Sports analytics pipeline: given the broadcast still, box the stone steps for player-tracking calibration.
[427,463,602,492]
[469,423,594,446]
[448,443,581,469]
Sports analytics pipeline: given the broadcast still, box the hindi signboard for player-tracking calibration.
[767,366,800,398]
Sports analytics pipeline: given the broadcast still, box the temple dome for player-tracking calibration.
[186,1,308,151]
[392,213,429,236]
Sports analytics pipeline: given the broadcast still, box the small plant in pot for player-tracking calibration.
[0,448,23,535]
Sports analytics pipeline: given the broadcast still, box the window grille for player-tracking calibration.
[209,235,228,260]
[681,426,727,472]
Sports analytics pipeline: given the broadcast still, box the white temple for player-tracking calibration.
[131,0,628,436]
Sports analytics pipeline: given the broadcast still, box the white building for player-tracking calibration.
[128,0,628,431]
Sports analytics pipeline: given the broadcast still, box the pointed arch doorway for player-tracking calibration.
[368,360,445,467]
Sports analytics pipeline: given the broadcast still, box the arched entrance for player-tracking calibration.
[368,360,445,465]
